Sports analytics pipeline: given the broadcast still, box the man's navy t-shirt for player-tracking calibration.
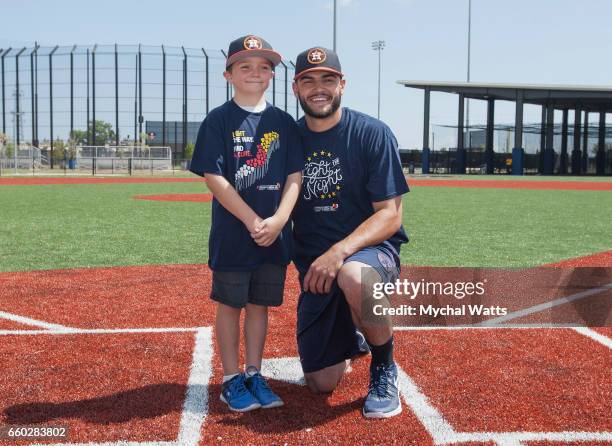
[190,100,303,271]
[292,108,409,268]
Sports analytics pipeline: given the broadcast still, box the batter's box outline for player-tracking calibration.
[1,323,611,446]
[394,326,612,446]
[0,326,212,446]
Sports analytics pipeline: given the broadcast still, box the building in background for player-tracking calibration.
[145,121,200,157]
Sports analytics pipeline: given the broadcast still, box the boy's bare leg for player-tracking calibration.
[244,303,268,370]
[216,303,242,375]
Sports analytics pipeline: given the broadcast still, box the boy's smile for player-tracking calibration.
[225,56,274,101]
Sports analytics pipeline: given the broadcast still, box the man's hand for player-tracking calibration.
[303,245,346,294]
[251,215,284,247]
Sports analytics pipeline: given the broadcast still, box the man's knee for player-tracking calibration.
[337,262,364,306]
[305,375,337,394]
[304,362,347,393]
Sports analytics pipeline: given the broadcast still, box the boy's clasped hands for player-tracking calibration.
[249,214,285,247]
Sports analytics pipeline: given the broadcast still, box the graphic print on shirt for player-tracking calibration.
[234,131,280,191]
[302,150,343,212]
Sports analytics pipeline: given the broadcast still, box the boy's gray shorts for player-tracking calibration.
[211,263,287,308]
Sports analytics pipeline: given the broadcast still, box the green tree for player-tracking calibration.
[185,142,195,160]
[138,132,150,157]
[52,139,67,162]
[70,120,116,146]
[5,142,15,159]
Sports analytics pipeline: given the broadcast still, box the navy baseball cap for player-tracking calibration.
[225,35,282,68]
[294,47,343,80]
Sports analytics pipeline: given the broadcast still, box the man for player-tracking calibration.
[291,47,409,418]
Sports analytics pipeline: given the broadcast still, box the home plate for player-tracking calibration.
[260,357,306,386]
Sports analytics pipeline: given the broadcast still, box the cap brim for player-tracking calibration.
[226,49,282,68]
[294,66,343,80]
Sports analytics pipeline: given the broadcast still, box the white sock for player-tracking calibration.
[222,373,239,383]
[245,365,259,377]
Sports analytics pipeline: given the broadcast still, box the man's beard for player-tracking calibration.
[298,93,341,119]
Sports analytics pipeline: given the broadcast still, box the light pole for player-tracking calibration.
[333,0,337,52]
[466,0,472,148]
[371,40,385,120]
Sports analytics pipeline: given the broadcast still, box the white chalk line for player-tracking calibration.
[0,327,201,336]
[9,331,612,445]
[446,431,612,444]
[397,362,612,445]
[572,326,612,349]
[27,328,214,446]
[0,310,77,331]
[176,327,213,446]
[476,282,612,326]
[32,442,176,446]
[394,324,585,330]
[254,358,612,445]
[396,365,458,444]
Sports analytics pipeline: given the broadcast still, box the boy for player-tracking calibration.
[189,35,303,412]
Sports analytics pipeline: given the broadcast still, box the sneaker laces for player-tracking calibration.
[227,375,250,398]
[368,364,392,398]
[249,373,272,393]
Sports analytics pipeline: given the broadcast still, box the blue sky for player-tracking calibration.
[1,0,611,150]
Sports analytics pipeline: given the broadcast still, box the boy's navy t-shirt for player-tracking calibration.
[190,100,303,271]
[292,107,409,268]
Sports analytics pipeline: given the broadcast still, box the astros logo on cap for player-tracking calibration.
[307,48,327,64]
[244,36,263,50]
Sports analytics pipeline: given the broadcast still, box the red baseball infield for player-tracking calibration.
[2,176,612,190]
[133,194,213,202]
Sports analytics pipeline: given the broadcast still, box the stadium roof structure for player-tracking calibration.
[397,81,612,112]
[396,80,611,175]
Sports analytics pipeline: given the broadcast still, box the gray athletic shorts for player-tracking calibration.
[211,263,287,308]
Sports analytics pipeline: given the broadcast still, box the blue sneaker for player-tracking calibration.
[220,374,261,412]
[363,362,402,418]
[245,372,284,409]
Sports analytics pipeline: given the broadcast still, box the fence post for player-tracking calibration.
[129,157,132,176]
[289,61,298,119]
[92,44,97,145]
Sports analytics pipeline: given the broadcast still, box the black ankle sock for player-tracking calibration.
[369,336,394,367]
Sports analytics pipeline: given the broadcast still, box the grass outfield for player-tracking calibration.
[407,174,612,182]
[0,180,611,272]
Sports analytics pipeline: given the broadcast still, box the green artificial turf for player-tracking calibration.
[0,180,611,272]
[0,182,210,272]
[406,174,612,182]
[402,187,612,267]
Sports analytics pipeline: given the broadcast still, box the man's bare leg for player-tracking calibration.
[337,261,393,344]
[304,360,350,394]
[337,260,402,418]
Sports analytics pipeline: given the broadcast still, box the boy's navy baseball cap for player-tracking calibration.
[225,35,282,68]
[294,47,343,80]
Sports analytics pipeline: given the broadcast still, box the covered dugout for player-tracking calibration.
[398,81,612,175]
